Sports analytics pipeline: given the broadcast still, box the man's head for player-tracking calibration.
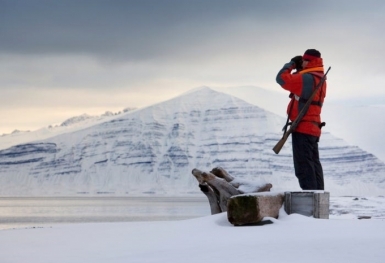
[302,49,321,68]
[302,49,321,61]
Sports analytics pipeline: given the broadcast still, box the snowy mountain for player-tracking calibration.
[0,87,384,196]
[0,108,136,151]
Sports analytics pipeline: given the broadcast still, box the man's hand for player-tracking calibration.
[291,55,303,71]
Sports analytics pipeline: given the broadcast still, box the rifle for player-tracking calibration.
[272,66,331,154]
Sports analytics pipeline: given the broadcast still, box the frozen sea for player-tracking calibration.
[1,195,385,230]
[0,196,210,230]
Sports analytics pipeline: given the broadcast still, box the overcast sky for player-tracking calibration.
[1,0,384,134]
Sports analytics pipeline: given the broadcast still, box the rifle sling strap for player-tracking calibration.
[297,97,323,107]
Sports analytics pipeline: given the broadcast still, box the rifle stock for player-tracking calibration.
[272,129,291,154]
[272,66,331,154]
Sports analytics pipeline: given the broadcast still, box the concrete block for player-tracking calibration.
[284,191,330,219]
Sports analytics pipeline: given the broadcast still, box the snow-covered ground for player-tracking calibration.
[1,198,384,263]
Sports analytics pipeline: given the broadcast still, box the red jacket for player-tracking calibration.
[276,58,327,137]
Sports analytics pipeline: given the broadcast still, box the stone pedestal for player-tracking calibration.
[227,192,284,226]
[284,191,330,219]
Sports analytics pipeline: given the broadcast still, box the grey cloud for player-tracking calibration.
[1,0,323,61]
[1,0,385,93]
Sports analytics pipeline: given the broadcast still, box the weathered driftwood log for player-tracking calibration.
[198,183,221,214]
[202,171,239,211]
[192,167,273,214]
[192,169,221,214]
[192,168,234,212]
[211,167,235,183]
[211,167,273,193]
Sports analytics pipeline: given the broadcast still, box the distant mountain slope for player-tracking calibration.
[0,109,136,151]
[0,87,384,196]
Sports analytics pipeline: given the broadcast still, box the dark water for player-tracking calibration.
[0,196,210,230]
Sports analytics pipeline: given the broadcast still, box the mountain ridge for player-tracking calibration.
[0,87,384,196]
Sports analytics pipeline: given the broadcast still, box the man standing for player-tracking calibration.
[276,49,327,190]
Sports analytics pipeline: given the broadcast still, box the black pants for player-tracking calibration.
[292,132,324,190]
